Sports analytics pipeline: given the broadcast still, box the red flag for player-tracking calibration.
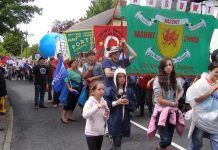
[93,25,127,60]
[1,55,10,64]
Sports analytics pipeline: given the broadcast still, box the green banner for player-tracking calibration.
[64,29,94,59]
[121,5,218,76]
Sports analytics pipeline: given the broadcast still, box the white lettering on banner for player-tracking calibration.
[146,0,156,7]
[161,0,172,10]
[176,1,187,12]
[190,2,201,14]
[145,48,191,63]
[52,63,66,87]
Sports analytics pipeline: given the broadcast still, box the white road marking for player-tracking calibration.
[130,120,187,150]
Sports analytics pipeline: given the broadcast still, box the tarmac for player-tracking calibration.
[0,99,13,150]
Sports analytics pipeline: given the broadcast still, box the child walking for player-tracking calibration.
[82,79,109,150]
[104,68,136,150]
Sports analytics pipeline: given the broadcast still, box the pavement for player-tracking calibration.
[0,95,13,150]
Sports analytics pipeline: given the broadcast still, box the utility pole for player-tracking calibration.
[21,31,33,58]
[21,38,23,56]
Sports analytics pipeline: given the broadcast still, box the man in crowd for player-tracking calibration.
[102,38,137,88]
[33,57,48,109]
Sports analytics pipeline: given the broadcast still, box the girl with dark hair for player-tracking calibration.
[147,58,185,150]
[186,62,218,150]
[104,68,136,150]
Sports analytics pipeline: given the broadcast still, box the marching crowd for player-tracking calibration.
[0,42,218,150]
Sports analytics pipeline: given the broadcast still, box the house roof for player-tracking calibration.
[67,8,120,31]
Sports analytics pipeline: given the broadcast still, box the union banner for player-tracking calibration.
[93,25,127,60]
[64,29,94,59]
[121,4,218,76]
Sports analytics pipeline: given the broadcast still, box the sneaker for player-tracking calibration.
[48,100,53,103]
[39,105,48,108]
[53,104,58,108]
[34,106,39,109]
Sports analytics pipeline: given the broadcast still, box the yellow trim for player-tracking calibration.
[63,29,92,33]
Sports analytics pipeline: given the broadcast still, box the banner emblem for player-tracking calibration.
[157,22,184,57]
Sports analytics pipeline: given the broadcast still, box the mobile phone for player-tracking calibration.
[121,95,127,99]
[72,89,79,96]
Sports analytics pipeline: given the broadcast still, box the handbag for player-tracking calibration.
[78,86,88,106]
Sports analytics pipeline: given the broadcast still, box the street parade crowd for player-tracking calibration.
[0,41,218,150]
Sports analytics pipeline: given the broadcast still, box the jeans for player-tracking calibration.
[110,136,122,150]
[34,85,45,107]
[188,126,218,150]
[86,135,103,150]
[157,116,175,148]
[48,82,52,100]
[53,91,60,105]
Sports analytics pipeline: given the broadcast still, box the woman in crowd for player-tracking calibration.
[81,50,103,108]
[104,68,136,150]
[147,58,184,150]
[60,59,82,123]
[186,62,218,150]
[83,79,109,150]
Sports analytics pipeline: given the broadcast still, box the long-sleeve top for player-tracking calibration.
[82,96,108,136]
[147,104,185,139]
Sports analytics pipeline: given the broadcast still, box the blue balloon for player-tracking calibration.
[39,32,58,58]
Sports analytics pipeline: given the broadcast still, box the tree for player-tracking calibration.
[51,19,78,33]
[21,44,38,58]
[0,0,42,35]
[2,31,28,56]
[0,43,10,56]
[85,0,116,19]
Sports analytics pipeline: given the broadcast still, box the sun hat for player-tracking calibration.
[107,46,121,54]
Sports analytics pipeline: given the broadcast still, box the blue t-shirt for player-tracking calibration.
[102,58,129,87]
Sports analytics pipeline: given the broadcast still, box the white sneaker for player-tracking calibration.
[53,104,58,108]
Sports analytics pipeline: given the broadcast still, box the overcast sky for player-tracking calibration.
[19,0,92,45]
[19,0,218,50]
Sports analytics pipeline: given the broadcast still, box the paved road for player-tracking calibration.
[7,80,211,150]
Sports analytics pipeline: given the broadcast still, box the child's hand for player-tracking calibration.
[97,103,106,109]
[122,99,129,105]
[117,99,129,105]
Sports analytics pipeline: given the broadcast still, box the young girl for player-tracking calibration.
[82,79,109,150]
[104,68,136,150]
[147,58,185,150]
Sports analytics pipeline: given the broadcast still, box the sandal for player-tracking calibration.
[60,118,68,124]
[68,118,76,121]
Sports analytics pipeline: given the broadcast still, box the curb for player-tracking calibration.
[3,107,13,150]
